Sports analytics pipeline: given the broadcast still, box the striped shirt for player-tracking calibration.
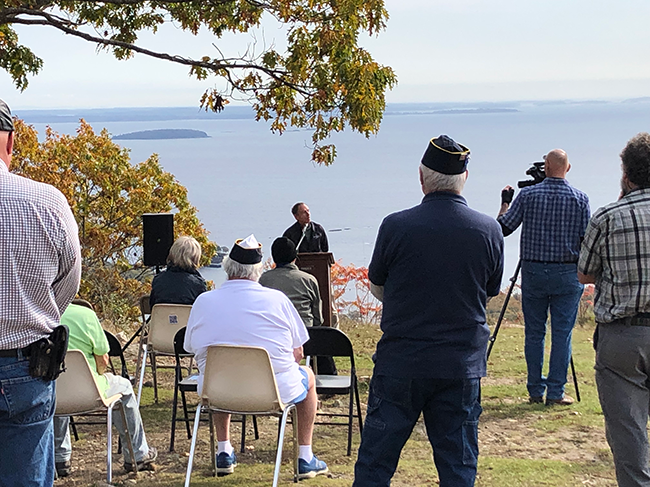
[578,188,650,324]
[498,177,590,262]
[0,162,81,349]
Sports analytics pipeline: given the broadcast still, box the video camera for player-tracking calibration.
[518,162,545,188]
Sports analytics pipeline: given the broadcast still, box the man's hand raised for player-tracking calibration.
[498,185,515,218]
[501,186,515,204]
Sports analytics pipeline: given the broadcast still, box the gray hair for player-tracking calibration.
[167,236,202,270]
[420,164,467,194]
[222,256,264,282]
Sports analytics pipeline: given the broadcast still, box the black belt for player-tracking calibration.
[607,313,650,327]
[0,345,32,358]
[524,260,578,264]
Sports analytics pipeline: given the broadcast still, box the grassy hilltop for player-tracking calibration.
[59,299,614,487]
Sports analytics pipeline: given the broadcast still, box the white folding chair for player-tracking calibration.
[184,345,299,487]
[136,303,192,406]
[55,350,138,484]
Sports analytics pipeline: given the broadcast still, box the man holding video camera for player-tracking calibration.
[497,149,589,406]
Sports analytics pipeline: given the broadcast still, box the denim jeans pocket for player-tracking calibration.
[556,267,583,294]
[364,375,412,431]
[461,379,481,410]
[364,389,385,431]
[374,375,412,408]
[462,420,479,466]
[0,361,54,424]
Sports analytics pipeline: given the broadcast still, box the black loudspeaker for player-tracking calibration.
[143,213,174,267]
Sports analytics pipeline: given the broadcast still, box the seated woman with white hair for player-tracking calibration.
[149,236,208,306]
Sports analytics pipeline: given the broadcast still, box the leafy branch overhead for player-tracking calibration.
[0,1,397,163]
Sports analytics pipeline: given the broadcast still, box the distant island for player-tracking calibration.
[113,129,209,140]
[387,107,519,116]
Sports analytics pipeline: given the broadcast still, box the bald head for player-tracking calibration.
[544,149,570,178]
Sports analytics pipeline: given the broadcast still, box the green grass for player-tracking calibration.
[59,316,617,486]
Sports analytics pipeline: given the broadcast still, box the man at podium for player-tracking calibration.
[283,202,329,253]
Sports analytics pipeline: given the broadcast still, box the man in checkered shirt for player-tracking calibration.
[578,133,650,487]
[0,99,81,486]
[497,149,590,406]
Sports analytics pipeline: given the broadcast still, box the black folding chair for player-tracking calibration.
[170,326,198,452]
[71,298,94,310]
[303,327,363,456]
[106,331,130,381]
[170,327,259,452]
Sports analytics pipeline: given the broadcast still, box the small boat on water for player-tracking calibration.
[209,248,229,268]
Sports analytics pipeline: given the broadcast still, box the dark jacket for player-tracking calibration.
[282,221,329,253]
[259,263,323,327]
[149,265,207,307]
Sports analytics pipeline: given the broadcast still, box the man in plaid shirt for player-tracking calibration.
[578,133,650,487]
[0,99,81,486]
[498,149,589,406]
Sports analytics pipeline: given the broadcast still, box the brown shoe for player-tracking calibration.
[545,394,574,406]
[124,446,158,472]
[529,396,544,404]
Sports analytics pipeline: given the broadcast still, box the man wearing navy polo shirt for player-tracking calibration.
[498,149,589,406]
[353,135,504,487]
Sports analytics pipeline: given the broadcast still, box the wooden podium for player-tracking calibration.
[295,252,335,327]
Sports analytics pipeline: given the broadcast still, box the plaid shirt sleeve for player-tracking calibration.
[578,216,602,277]
[52,193,82,314]
[581,198,591,235]
[497,191,525,232]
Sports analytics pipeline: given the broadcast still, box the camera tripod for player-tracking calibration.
[486,260,581,402]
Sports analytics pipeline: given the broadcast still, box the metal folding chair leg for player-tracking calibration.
[105,400,138,484]
[170,377,179,452]
[69,416,79,441]
[118,402,138,476]
[209,413,217,477]
[273,406,291,487]
[355,378,364,435]
[184,403,203,487]
[291,407,299,483]
[240,415,247,453]
[136,347,148,408]
[107,407,113,484]
[151,352,159,404]
[133,326,147,385]
[347,388,354,456]
[181,390,192,439]
[253,415,260,440]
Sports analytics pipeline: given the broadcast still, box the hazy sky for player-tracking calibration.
[2,0,649,108]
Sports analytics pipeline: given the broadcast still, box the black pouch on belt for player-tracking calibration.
[29,325,69,380]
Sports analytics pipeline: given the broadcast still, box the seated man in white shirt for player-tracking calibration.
[184,235,329,479]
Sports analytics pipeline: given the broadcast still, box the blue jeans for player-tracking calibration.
[0,352,55,487]
[353,374,482,487]
[521,261,583,400]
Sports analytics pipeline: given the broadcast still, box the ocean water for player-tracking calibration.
[18,100,650,286]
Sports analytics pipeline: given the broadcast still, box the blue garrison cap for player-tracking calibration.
[421,135,470,175]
